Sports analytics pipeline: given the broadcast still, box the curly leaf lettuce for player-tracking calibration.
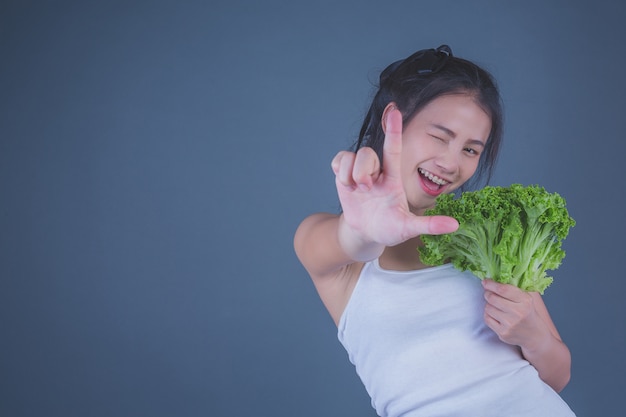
[418,184,575,294]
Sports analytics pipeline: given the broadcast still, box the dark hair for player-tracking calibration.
[354,45,503,191]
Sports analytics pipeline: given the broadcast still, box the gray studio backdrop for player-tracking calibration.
[1,1,624,416]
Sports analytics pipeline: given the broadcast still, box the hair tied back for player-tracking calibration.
[379,44,454,87]
[414,44,453,75]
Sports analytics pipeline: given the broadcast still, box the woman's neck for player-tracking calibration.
[378,237,430,271]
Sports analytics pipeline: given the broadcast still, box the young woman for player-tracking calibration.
[294,46,575,416]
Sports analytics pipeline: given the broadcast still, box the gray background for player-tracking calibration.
[1,1,624,416]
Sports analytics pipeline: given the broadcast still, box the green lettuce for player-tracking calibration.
[419,184,575,294]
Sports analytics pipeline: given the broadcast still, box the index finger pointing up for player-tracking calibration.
[382,106,403,179]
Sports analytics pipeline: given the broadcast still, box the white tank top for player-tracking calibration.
[337,260,575,417]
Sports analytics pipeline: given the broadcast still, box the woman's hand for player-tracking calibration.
[482,279,551,350]
[331,108,458,253]
[482,279,572,392]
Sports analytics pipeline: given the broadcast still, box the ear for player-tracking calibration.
[381,102,398,134]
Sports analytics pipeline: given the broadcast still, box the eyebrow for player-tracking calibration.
[432,123,486,148]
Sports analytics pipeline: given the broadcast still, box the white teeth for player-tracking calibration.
[418,168,448,185]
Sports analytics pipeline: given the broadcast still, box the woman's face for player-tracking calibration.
[398,94,492,214]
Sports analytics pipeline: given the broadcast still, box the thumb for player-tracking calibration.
[407,215,459,236]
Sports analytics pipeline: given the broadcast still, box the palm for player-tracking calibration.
[332,108,458,247]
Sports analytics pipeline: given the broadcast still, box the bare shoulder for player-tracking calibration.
[293,212,345,279]
[294,212,364,325]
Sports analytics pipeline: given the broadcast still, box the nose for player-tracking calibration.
[434,150,460,175]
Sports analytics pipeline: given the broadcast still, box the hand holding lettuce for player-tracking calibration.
[419,184,575,294]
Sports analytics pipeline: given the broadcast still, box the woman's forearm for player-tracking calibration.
[522,335,571,392]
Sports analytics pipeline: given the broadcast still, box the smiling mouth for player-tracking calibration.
[418,168,449,189]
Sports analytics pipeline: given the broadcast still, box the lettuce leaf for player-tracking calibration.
[419,184,575,294]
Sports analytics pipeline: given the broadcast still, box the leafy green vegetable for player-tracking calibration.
[419,184,575,294]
